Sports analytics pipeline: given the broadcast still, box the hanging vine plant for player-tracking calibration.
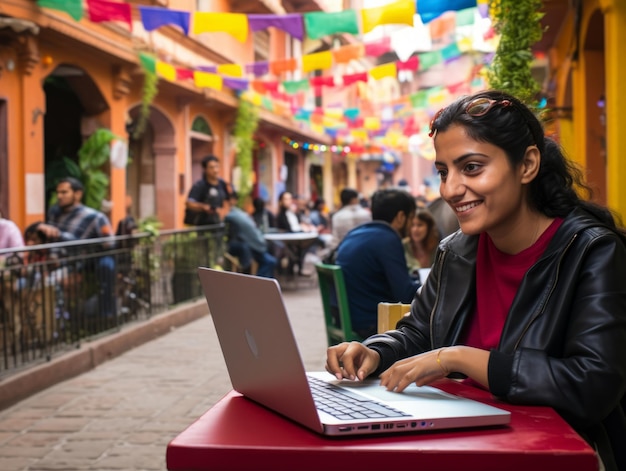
[233,98,259,205]
[487,0,545,105]
[133,53,159,139]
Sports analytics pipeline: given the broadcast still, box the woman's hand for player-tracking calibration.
[379,346,491,392]
[326,342,381,381]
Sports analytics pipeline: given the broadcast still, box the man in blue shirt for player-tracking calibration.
[335,189,420,338]
[225,193,276,278]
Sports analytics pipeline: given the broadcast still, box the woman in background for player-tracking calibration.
[403,208,440,277]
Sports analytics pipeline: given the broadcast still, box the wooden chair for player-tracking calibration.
[315,263,363,347]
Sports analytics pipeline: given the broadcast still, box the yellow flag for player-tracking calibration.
[194,71,223,90]
[156,61,176,82]
[350,129,368,141]
[193,12,248,42]
[217,63,243,77]
[361,0,415,34]
[302,51,333,73]
[364,117,381,130]
[369,62,397,80]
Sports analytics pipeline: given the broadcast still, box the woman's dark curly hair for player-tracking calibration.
[429,90,622,230]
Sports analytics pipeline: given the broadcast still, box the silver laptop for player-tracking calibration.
[198,268,510,436]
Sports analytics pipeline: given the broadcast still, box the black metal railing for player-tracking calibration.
[0,224,225,376]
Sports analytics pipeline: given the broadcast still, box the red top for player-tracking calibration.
[465,218,564,350]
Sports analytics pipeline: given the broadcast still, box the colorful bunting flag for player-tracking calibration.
[193,12,248,42]
[87,0,132,29]
[310,76,335,87]
[302,51,333,73]
[139,53,157,74]
[303,10,359,40]
[418,0,477,24]
[418,51,443,71]
[176,68,194,80]
[37,0,83,21]
[441,43,462,62]
[343,71,368,86]
[246,61,269,77]
[361,0,415,34]
[270,58,297,76]
[369,62,397,80]
[397,56,419,71]
[139,6,190,35]
[156,61,176,81]
[217,63,243,77]
[282,79,310,95]
[455,7,477,26]
[364,37,392,57]
[248,13,304,40]
[332,44,364,64]
[194,71,222,90]
[223,77,249,91]
[344,108,360,120]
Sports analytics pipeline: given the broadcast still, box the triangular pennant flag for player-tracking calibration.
[194,71,223,90]
[217,64,243,77]
[361,0,415,34]
[156,61,176,81]
[343,108,360,120]
[369,62,397,80]
[302,51,333,73]
[192,12,248,42]
[139,6,190,35]
[37,0,83,21]
[364,117,381,130]
[87,0,132,30]
[410,90,428,109]
[303,10,359,39]
[139,53,157,74]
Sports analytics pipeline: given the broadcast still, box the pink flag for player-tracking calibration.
[87,0,132,30]
[364,37,392,57]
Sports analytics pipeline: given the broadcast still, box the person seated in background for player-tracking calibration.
[276,191,304,233]
[334,188,420,338]
[309,199,329,233]
[251,197,276,233]
[403,208,440,281]
[331,188,372,246]
[224,193,276,278]
[0,210,24,252]
[326,90,626,470]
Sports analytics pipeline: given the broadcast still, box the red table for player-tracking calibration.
[166,380,598,471]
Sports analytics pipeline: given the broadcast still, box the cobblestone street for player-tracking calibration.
[0,286,327,471]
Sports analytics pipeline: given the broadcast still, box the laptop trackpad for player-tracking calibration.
[337,380,458,403]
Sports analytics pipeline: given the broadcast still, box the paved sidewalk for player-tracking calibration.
[0,286,328,471]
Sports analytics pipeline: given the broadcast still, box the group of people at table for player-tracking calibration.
[186,91,626,470]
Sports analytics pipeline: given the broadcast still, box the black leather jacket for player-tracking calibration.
[364,208,626,470]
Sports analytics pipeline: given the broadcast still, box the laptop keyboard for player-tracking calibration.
[307,375,410,421]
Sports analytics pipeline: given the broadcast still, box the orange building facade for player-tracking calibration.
[0,0,333,232]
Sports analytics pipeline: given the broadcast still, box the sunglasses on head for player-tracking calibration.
[428,97,515,138]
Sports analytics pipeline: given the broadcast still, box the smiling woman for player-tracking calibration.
[325,90,626,471]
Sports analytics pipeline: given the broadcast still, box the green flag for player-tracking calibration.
[282,79,310,95]
[304,10,359,40]
[139,53,157,75]
[37,0,83,21]
[418,51,442,71]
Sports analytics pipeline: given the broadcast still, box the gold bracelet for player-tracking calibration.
[436,348,447,375]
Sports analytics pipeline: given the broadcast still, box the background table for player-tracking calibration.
[166,380,598,471]
[263,231,319,282]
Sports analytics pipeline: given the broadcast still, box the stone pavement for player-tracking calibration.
[0,285,328,471]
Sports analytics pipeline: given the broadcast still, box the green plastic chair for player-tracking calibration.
[315,263,363,347]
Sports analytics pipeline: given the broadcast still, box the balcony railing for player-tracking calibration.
[0,224,225,376]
